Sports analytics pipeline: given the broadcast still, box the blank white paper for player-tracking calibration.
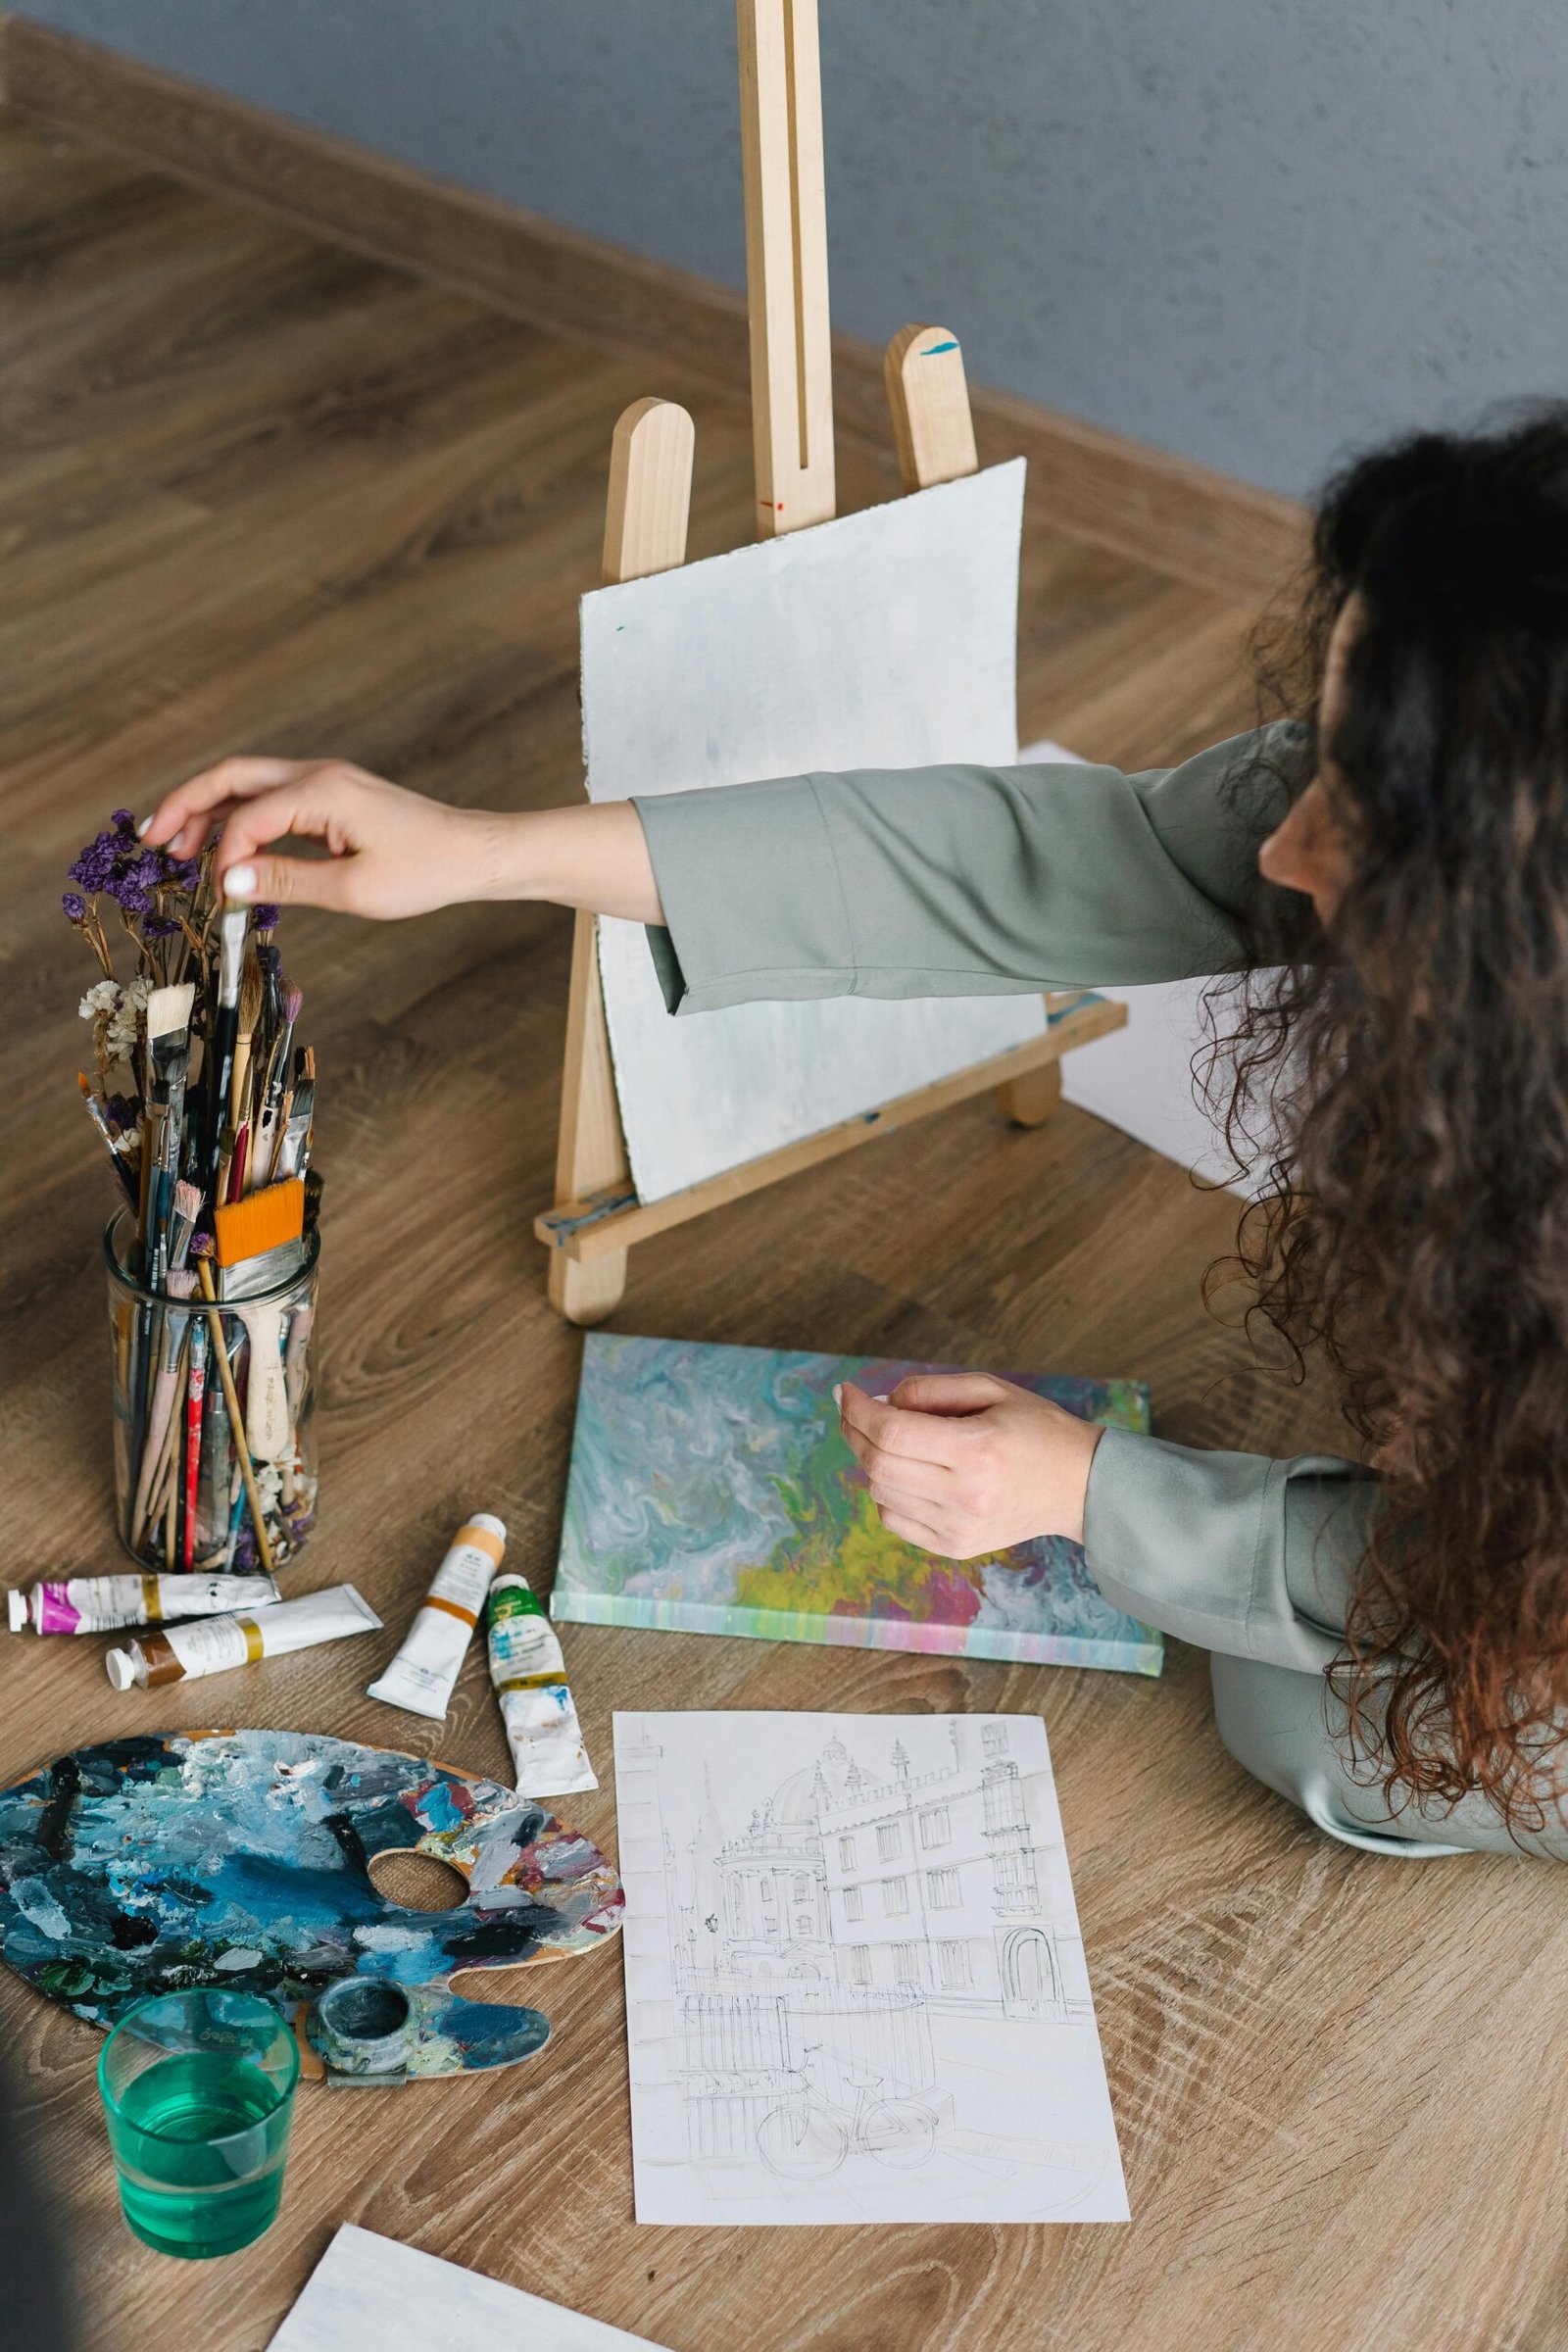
[268,2224,670,2352]
[614,1710,1129,2226]
[580,460,1045,1203]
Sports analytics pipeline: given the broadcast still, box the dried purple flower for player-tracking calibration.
[140,913,178,939]
[172,858,201,890]
[111,809,137,835]
[110,878,151,916]
[251,906,280,931]
[69,834,118,893]
[61,891,86,922]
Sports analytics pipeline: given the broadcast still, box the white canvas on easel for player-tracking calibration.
[581,459,1041,1205]
[537,0,1127,1320]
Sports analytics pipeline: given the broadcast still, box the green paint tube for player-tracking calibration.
[485,1574,597,1797]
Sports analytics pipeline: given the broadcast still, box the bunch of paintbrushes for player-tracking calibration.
[67,811,321,1574]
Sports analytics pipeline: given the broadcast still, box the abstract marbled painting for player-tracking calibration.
[553,1336,1160,1674]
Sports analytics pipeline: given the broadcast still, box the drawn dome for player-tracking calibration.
[767,1736,856,1826]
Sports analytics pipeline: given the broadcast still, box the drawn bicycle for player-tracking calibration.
[757,2045,946,2180]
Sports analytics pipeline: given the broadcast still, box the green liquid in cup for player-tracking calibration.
[115,2050,288,2257]
[100,1997,298,2261]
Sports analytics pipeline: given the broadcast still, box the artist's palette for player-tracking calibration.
[0,1730,622,2082]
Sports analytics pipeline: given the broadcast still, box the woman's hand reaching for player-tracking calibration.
[835,1374,1102,1559]
[139,756,665,925]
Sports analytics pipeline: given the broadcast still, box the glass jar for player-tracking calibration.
[104,1210,320,1574]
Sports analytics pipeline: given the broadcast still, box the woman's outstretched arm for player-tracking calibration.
[142,722,1309,997]
[140,758,664,925]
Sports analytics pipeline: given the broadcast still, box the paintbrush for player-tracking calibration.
[192,1241,274,1576]
[274,1048,315,1182]
[203,905,249,1214]
[167,1177,202,1276]
[194,1307,234,1563]
[144,982,196,1290]
[255,982,302,1189]
[130,1266,197,1545]
[78,1074,139,1202]
[182,1313,208,1573]
[222,956,265,1204]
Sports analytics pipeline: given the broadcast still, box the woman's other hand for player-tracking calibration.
[835,1374,1102,1558]
[138,758,499,919]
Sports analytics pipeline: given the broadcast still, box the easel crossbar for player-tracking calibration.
[536,991,1126,1264]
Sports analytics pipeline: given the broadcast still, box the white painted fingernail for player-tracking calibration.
[135,815,152,838]
[224,863,257,902]
[831,1384,843,1407]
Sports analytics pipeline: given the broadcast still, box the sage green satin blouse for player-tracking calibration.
[633,723,1554,1860]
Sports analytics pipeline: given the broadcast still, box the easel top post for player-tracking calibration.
[737,0,835,535]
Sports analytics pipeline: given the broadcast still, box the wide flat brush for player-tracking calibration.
[212,1179,305,1464]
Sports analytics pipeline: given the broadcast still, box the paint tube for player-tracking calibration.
[486,1573,597,1796]
[367,1513,508,1722]
[105,1583,381,1690]
[8,1572,280,1638]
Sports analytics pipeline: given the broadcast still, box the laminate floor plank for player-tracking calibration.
[1,114,1561,2352]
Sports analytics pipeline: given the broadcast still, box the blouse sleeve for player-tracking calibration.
[1081,1423,1375,1673]
[633,720,1307,1015]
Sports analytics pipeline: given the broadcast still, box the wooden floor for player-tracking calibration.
[2,110,1563,2352]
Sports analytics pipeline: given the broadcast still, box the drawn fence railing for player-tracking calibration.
[677,1981,938,2161]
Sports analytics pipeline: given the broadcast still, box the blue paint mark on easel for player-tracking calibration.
[922,340,959,356]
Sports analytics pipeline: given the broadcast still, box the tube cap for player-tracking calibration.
[105,1647,136,1690]
[468,1513,507,1544]
[7,1591,27,1634]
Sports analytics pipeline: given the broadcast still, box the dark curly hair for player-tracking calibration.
[1208,408,1568,1837]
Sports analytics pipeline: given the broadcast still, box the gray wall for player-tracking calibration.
[17,0,1568,497]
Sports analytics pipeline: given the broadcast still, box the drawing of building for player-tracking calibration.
[689,1719,1086,2022]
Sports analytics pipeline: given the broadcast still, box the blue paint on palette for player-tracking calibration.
[0,1731,623,2080]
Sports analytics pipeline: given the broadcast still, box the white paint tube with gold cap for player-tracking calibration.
[366,1513,508,1722]
[486,1572,598,1796]
[105,1583,380,1690]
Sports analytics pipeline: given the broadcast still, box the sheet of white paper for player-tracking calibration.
[581,460,1044,1203]
[614,1710,1129,2226]
[268,2224,670,2352]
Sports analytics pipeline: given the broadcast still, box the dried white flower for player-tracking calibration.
[105,972,151,1065]
[78,979,120,1021]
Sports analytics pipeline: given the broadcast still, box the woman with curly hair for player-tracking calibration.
[143,410,1568,1858]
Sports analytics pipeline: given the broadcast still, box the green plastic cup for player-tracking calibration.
[97,1989,299,2259]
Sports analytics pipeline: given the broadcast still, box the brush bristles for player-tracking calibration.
[167,1267,197,1299]
[237,959,265,1033]
[213,1177,305,1267]
[146,981,196,1040]
[172,1178,202,1224]
[282,983,304,1024]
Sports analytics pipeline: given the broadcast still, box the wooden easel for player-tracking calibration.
[539,0,1126,1325]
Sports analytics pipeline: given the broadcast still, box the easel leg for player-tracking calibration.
[549,1246,628,1324]
[551,909,634,1326]
[998,1062,1061,1127]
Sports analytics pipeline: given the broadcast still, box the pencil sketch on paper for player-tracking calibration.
[580,460,1044,1204]
[613,1712,1129,2226]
